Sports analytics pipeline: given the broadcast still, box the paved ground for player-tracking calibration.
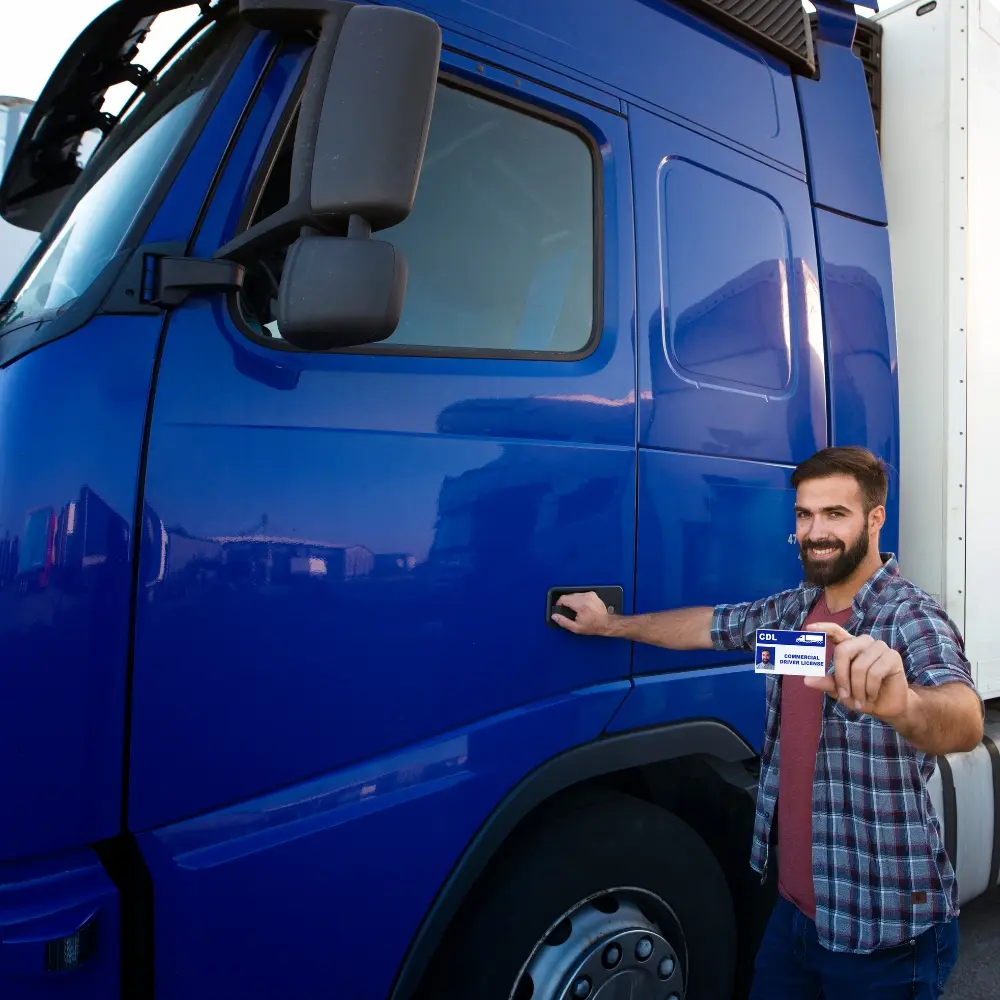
[943,888,1000,999]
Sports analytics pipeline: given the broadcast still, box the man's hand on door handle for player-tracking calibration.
[551,592,618,635]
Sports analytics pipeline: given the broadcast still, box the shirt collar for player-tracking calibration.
[797,552,899,616]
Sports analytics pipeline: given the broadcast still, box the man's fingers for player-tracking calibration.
[809,620,856,698]
[551,611,581,632]
[863,659,894,705]
[803,673,837,694]
[849,641,883,709]
[831,635,872,701]
[863,644,905,705]
[831,638,854,701]
[557,592,608,615]
[806,621,854,645]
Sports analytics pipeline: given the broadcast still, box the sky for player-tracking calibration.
[1,0,900,103]
[0,2,200,102]
[1,2,108,100]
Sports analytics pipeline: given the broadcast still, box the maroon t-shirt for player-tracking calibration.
[777,592,852,919]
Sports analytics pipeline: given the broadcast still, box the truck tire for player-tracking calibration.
[420,789,737,1000]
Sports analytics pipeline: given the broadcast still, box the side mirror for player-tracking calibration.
[218,2,442,351]
[276,235,406,350]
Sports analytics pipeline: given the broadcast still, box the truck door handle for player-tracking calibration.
[547,586,624,626]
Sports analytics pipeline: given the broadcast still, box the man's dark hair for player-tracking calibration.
[791,446,889,514]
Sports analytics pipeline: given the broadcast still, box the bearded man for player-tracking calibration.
[552,446,984,1000]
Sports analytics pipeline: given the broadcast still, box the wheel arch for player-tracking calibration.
[389,718,758,1000]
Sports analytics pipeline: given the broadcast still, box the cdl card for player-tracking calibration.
[754,629,828,677]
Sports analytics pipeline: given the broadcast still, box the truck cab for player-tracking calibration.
[0,1,991,999]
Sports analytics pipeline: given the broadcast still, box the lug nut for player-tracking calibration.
[658,955,676,979]
[572,976,592,999]
[635,937,653,961]
[602,943,622,968]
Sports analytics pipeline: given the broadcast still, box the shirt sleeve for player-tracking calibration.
[711,590,796,653]
[894,599,983,709]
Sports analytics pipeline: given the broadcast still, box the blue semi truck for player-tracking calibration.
[1,0,999,998]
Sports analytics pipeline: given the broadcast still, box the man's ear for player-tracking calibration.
[869,504,886,534]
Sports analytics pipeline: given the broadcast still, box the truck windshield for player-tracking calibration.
[0,8,240,333]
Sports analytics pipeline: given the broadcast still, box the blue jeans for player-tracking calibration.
[749,896,960,999]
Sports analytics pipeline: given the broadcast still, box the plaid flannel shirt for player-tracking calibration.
[712,554,982,954]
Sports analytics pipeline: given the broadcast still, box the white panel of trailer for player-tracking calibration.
[878,0,1000,697]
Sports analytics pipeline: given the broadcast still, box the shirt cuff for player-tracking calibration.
[711,602,750,652]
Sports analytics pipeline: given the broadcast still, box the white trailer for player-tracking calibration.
[876,0,1000,905]
[877,0,1000,700]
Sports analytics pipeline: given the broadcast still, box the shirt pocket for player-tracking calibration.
[826,695,863,726]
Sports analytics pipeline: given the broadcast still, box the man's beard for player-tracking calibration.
[800,529,870,587]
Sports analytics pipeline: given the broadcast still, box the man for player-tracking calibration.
[758,647,773,669]
[552,446,984,999]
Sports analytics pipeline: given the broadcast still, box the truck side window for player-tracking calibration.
[239,82,597,355]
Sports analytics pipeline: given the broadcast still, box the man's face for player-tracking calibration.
[761,650,771,664]
[794,475,881,587]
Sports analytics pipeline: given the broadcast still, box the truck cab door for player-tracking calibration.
[126,20,637,998]
[619,98,827,739]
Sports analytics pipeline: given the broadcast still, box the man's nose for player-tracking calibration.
[806,518,829,540]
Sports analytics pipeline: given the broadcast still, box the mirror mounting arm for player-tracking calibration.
[347,215,371,241]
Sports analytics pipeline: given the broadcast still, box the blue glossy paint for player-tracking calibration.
[0,317,159,861]
[632,103,828,465]
[128,58,638,832]
[814,207,900,550]
[607,664,765,752]
[402,0,805,172]
[633,450,806,674]
[138,682,629,1000]
[795,39,888,225]
[813,0,863,47]
[0,848,119,998]
[0,23,282,865]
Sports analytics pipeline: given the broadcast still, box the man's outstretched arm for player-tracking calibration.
[552,592,714,650]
